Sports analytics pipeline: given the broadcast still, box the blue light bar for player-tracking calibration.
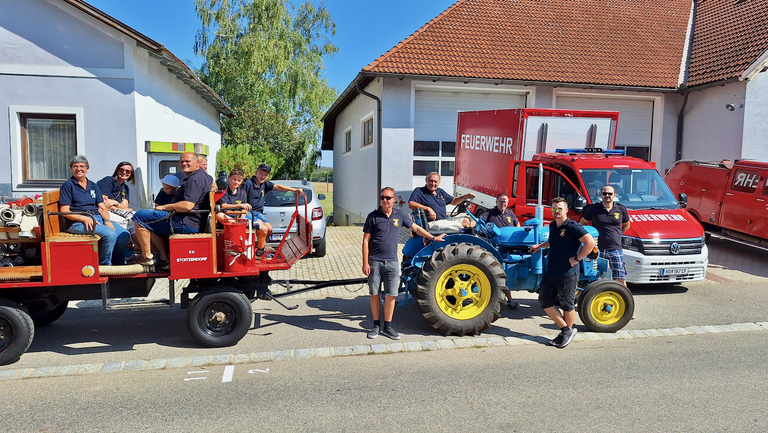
[554,148,625,155]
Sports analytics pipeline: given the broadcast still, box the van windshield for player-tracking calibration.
[579,169,680,210]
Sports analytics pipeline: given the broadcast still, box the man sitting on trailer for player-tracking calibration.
[132,152,214,268]
[408,172,475,232]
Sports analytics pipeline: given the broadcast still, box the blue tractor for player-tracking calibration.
[400,202,635,336]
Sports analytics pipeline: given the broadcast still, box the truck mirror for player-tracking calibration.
[574,195,587,212]
[678,192,688,209]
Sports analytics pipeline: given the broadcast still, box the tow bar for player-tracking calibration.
[256,278,369,311]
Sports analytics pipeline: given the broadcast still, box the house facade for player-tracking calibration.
[322,0,768,225]
[0,0,232,206]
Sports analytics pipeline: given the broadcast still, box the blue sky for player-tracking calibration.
[85,0,457,166]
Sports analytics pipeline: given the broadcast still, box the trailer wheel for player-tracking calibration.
[578,280,634,333]
[0,299,35,366]
[187,287,253,348]
[416,243,506,336]
[30,301,68,327]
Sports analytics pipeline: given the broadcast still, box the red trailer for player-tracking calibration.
[0,190,312,365]
[666,159,768,249]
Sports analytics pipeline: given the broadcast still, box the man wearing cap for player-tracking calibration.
[155,175,181,207]
[133,152,213,267]
[242,164,301,257]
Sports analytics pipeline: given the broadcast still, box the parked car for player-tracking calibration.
[262,180,327,257]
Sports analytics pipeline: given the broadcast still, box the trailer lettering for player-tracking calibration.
[177,257,209,263]
[460,134,515,154]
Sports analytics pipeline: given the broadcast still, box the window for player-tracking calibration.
[21,114,77,182]
[413,140,456,177]
[730,169,761,193]
[362,118,374,147]
[344,129,351,154]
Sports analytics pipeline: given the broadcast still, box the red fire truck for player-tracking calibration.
[665,159,768,249]
[0,190,312,365]
[454,108,708,285]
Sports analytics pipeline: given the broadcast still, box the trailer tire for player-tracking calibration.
[0,299,35,366]
[187,287,253,348]
[416,243,506,336]
[578,280,634,333]
[31,301,68,327]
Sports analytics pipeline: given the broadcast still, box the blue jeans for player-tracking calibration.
[67,214,130,265]
[132,210,197,235]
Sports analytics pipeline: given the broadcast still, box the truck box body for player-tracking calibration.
[666,160,768,245]
[454,109,707,284]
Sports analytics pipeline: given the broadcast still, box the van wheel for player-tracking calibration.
[0,299,35,366]
[416,243,506,336]
[187,287,253,347]
[578,280,634,333]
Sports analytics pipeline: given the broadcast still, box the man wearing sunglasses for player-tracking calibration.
[363,187,446,340]
[580,185,631,286]
[531,197,595,348]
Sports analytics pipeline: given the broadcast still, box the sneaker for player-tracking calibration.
[381,326,401,340]
[136,255,155,266]
[550,331,565,346]
[155,259,170,271]
[556,328,578,348]
[506,299,520,309]
[366,326,380,339]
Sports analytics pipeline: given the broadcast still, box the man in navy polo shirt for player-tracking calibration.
[242,163,300,249]
[531,197,596,348]
[482,193,520,308]
[133,152,213,267]
[408,172,475,232]
[363,187,446,340]
[580,185,631,286]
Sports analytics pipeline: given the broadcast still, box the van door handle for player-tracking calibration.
[757,198,765,202]
[725,193,734,196]
[701,189,706,192]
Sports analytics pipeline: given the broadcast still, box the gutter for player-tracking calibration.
[355,79,383,209]
[676,0,697,162]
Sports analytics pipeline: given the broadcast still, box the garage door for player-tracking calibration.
[556,96,654,160]
[413,90,527,190]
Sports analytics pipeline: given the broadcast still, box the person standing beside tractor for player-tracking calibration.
[482,193,521,309]
[530,197,596,348]
[408,172,475,232]
[580,185,630,286]
[242,164,301,258]
[363,187,446,340]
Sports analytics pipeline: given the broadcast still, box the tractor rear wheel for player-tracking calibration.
[0,299,34,366]
[416,243,506,336]
[578,280,634,333]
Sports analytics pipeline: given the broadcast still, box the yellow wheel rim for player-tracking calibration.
[588,291,626,325]
[434,264,492,320]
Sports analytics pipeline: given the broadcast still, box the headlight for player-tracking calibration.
[622,236,642,253]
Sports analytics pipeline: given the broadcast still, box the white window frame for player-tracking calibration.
[343,127,352,154]
[361,112,374,148]
[9,105,85,192]
[412,140,456,177]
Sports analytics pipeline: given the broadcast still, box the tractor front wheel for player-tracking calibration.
[416,243,506,336]
[578,280,634,333]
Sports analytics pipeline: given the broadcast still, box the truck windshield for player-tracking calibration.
[579,169,680,210]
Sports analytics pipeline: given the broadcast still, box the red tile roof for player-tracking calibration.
[687,0,768,87]
[364,0,693,89]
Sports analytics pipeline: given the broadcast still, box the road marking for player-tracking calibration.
[184,377,207,381]
[222,365,235,383]
[187,370,209,374]
[248,368,270,374]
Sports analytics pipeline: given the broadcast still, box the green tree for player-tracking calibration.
[194,0,337,179]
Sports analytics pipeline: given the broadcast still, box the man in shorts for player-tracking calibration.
[580,185,630,285]
[363,187,446,340]
[408,172,475,232]
[132,152,213,267]
[530,197,595,348]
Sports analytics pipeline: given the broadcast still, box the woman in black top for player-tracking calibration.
[97,161,135,211]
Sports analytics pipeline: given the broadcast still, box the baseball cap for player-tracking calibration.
[161,174,181,188]
[257,163,271,173]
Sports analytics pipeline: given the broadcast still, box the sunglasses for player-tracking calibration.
[119,169,132,174]
[551,208,565,213]
[602,192,614,196]
[380,196,395,201]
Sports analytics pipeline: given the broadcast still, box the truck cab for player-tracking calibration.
[462,149,708,284]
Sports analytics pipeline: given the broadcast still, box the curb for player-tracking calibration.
[2,321,766,381]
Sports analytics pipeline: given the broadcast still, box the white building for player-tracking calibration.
[322,0,768,225]
[0,0,232,206]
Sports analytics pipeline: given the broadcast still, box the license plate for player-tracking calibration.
[660,268,687,276]
[270,234,290,241]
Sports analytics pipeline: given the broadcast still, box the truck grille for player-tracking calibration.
[640,238,703,256]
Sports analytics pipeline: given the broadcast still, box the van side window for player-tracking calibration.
[763,177,768,196]
[730,169,761,193]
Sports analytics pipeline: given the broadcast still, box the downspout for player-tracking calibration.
[676,0,697,162]
[356,79,382,209]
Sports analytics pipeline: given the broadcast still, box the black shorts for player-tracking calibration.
[538,275,579,311]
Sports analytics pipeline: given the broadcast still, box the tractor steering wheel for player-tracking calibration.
[451,199,471,217]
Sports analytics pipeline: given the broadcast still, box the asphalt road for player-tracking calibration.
[2,332,766,433]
